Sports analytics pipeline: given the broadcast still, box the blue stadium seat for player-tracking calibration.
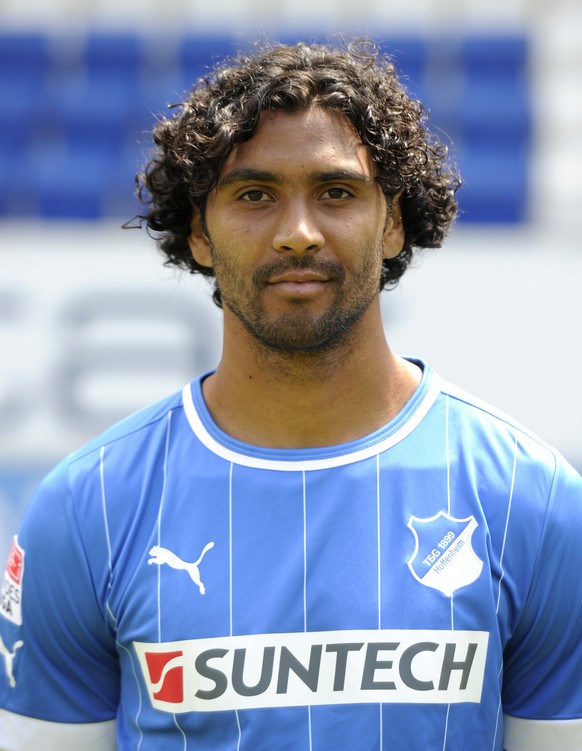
[84,31,144,88]
[0,151,27,216]
[457,80,530,147]
[379,36,428,98]
[457,35,531,146]
[420,34,531,223]
[455,142,529,223]
[20,145,108,219]
[178,35,238,87]
[0,31,50,84]
[101,147,144,218]
[56,32,146,135]
[0,33,52,149]
[0,33,54,215]
[460,34,528,82]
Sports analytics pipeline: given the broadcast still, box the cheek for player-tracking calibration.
[211,222,265,264]
[342,211,385,244]
[210,242,254,296]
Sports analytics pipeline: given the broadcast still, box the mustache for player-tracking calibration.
[253,257,345,286]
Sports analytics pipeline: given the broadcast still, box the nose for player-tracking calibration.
[272,199,325,254]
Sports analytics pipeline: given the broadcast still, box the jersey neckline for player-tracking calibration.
[181,359,442,471]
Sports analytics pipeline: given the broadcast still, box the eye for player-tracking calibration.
[240,189,271,202]
[321,187,351,200]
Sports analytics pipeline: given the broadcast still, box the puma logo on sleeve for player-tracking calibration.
[0,635,23,687]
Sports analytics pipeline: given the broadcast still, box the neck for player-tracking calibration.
[201,303,421,448]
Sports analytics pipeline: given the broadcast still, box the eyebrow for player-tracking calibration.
[311,170,375,187]
[218,169,284,188]
[218,168,375,188]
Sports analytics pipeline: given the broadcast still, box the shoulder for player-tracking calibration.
[433,374,582,539]
[20,384,193,540]
[440,372,582,587]
[68,387,186,466]
[439,377,561,472]
[12,384,199,624]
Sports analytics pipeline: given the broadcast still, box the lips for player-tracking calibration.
[253,258,344,289]
[267,270,330,285]
[263,269,332,299]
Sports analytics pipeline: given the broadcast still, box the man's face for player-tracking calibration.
[188,106,404,354]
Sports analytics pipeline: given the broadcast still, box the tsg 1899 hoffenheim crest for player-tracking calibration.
[407,512,483,597]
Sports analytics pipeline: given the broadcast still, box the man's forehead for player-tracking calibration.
[216,106,376,184]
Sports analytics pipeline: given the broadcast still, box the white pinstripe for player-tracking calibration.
[100,451,144,751]
[442,395,452,751]
[155,410,173,643]
[99,447,122,748]
[491,433,519,751]
[302,472,308,634]
[302,471,313,751]
[117,642,144,751]
[376,453,383,749]
[229,463,234,639]
[492,666,504,751]
[445,395,451,516]
[496,434,518,615]
[229,463,242,751]
[173,713,187,750]
[376,454,382,632]
[100,446,118,632]
[99,446,113,583]
[153,412,190,744]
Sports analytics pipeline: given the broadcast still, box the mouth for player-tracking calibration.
[253,258,344,299]
[265,270,332,297]
[267,271,330,285]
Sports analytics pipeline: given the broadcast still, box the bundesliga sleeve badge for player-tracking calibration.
[1,536,25,626]
[407,512,483,597]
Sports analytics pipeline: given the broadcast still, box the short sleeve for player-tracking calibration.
[502,453,582,749]
[0,460,120,725]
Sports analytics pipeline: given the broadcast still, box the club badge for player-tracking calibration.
[407,512,483,597]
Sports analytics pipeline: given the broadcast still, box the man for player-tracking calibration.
[1,40,581,751]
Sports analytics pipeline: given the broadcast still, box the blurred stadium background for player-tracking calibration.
[1,0,581,563]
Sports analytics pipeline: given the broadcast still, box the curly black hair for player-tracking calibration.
[136,39,460,307]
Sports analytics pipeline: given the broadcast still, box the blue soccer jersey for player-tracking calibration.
[1,361,582,750]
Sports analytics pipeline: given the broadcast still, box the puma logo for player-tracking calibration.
[148,541,215,595]
[0,635,23,687]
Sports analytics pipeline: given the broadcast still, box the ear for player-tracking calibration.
[187,208,213,268]
[382,194,405,259]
